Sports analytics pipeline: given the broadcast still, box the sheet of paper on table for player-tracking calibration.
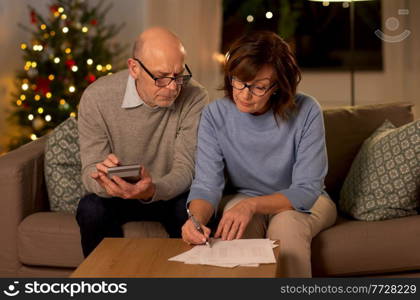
[169,239,278,268]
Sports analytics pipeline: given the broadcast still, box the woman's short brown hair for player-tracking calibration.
[223,31,301,120]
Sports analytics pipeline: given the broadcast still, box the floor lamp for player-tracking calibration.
[308,0,370,106]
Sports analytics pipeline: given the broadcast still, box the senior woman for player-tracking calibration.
[182,31,337,277]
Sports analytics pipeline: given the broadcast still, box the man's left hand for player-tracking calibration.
[95,166,156,201]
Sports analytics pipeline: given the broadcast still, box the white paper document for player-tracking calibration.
[169,239,277,268]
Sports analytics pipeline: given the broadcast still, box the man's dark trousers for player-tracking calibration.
[76,192,188,257]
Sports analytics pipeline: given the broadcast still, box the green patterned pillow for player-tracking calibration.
[44,117,87,214]
[339,119,420,221]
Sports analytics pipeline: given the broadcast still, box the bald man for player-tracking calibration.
[76,27,208,257]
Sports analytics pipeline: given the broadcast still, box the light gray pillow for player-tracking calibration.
[339,119,420,221]
[44,117,87,214]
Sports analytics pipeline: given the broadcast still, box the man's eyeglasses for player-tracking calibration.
[133,57,192,87]
[231,77,276,97]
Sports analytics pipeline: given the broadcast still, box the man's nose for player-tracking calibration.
[166,80,178,91]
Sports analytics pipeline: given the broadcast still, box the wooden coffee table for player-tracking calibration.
[71,238,281,278]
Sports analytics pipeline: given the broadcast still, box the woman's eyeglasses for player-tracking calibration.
[231,77,276,97]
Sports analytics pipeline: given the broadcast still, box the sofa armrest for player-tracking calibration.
[0,136,49,276]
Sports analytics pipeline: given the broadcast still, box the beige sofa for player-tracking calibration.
[1,102,419,278]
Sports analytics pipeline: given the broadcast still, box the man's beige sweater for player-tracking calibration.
[78,70,208,201]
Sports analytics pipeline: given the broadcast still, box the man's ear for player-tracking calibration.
[127,58,139,79]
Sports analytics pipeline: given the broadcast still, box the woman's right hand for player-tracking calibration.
[181,218,211,245]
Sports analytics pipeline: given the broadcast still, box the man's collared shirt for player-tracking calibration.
[121,75,145,108]
[121,75,174,110]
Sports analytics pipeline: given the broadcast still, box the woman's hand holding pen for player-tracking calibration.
[182,216,211,245]
[182,199,214,245]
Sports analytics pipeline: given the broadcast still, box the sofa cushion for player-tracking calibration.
[339,120,420,221]
[44,117,87,214]
[123,222,169,238]
[312,215,420,276]
[18,212,168,268]
[323,102,414,202]
[18,212,84,268]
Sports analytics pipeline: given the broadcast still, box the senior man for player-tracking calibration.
[76,27,208,257]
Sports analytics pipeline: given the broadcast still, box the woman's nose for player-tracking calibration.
[239,87,252,99]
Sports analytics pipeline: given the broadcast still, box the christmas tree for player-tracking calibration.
[8,0,125,150]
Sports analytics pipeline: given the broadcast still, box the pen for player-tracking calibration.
[187,209,211,248]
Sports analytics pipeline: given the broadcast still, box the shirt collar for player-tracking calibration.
[121,75,144,108]
[121,75,176,110]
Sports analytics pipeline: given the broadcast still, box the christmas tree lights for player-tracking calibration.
[8,0,126,150]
